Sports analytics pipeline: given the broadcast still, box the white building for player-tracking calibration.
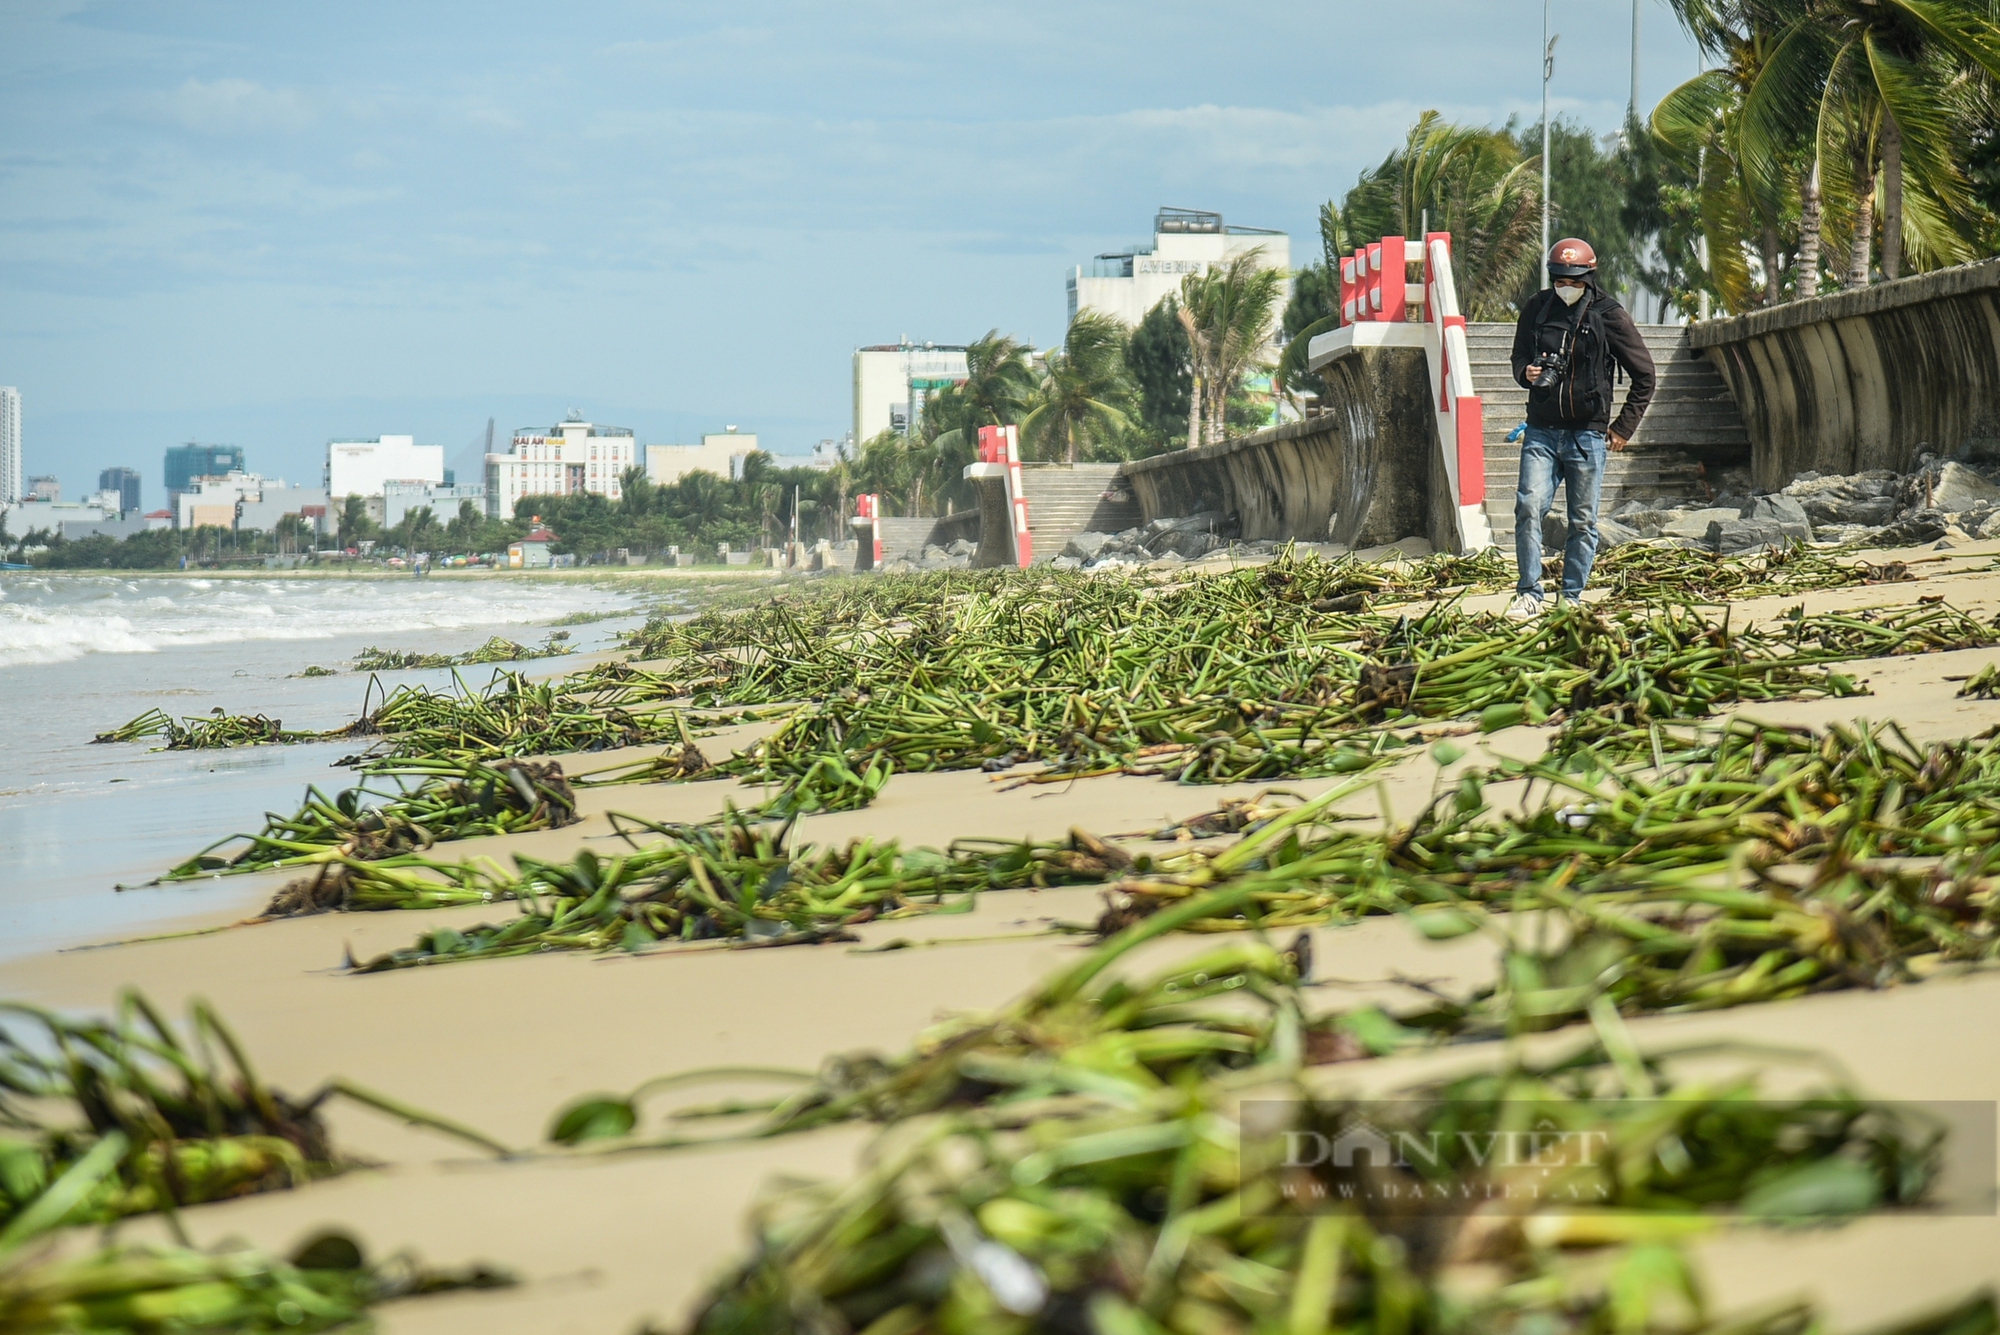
[384,480,486,530]
[646,428,758,486]
[483,416,635,520]
[1067,207,1291,334]
[177,472,282,531]
[852,344,969,445]
[237,484,331,536]
[6,497,118,537]
[325,434,445,500]
[61,513,154,542]
[0,388,19,504]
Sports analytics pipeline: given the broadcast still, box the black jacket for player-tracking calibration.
[1510,285,1656,439]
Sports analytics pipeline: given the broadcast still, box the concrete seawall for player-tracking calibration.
[1690,258,2000,491]
[1119,341,1454,552]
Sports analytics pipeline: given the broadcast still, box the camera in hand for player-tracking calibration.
[1529,350,1568,391]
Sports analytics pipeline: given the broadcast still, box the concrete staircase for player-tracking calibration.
[1466,323,1748,546]
[1019,463,1144,561]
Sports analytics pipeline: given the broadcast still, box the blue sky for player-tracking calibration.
[3,0,1703,506]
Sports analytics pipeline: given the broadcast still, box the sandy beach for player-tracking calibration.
[13,544,2000,1332]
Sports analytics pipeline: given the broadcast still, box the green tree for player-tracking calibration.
[1021,310,1132,464]
[445,499,484,551]
[1665,0,2000,294]
[1513,116,1649,304]
[1126,296,1193,449]
[335,495,377,549]
[1321,112,1543,320]
[917,331,1036,513]
[1176,251,1284,449]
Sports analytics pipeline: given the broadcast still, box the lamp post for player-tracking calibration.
[1541,3,1558,287]
[1630,0,1642,122]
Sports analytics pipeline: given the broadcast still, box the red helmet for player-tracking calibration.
[1548,238,1597,279]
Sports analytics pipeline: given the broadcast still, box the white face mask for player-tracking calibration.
[1554,283,1587,305]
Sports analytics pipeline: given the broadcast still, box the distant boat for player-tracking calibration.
[0,562,32,571]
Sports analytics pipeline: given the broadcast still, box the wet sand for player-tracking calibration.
[16,540,2000,1332]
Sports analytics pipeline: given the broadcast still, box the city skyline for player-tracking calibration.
[4,2,1702,501]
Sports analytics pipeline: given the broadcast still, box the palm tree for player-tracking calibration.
[408,506,442,554]
[1703,0,2000,288]
[1324,113,1544,320]
[335,495,376,549]
[1176,251,1285,449]
[923,331,1037,507]
[1021,311,1132,463]
[1393,114,1544,316]
[446,499,483,552]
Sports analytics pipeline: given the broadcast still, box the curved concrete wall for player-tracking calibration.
[1690,259,2000,490]
[1119,343,1452,551]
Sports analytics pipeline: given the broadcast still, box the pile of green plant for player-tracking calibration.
[334,668,691,768]
[162,758,578,886]
[0,992,505,1236]
[352,633,573,673]
[627,557,1933,807]
[341,714,2000,1032]
[335,811,1144,968]
[1553,540,1908,603]
[0,1203,509,1334]
[90,708,318,750]
[554,899,1984,1335]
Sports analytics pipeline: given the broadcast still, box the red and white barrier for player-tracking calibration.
[852,493,883,567]
[1315,232,1492,552]
[972,425,1033,567]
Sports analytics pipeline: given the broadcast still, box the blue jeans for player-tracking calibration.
[1515,425,1607,598]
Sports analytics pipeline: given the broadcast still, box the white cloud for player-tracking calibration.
[162,78,314,134]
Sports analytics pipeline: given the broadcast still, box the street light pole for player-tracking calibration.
[1542,2,1557,287]
[1630,0,1641,123]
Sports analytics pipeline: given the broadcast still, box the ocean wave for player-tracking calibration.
[0,608,160,667]
[0,575,637,669]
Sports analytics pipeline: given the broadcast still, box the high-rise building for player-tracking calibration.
[484,415,634,519]
[99,467,141,515]
[0,388,20,503]
[26,475,59,502]
[164,443,246,506]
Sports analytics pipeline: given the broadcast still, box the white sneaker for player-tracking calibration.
[1505,594,1545,621]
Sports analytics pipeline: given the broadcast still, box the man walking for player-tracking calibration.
[1506,238,1656,619]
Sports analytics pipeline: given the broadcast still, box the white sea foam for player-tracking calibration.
[0,574,634,669]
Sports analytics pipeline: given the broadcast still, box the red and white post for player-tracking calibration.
[976,424,1033,567]
[852,493,883,569]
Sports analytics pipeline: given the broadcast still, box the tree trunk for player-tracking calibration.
[1760,226,1783,306]
[1066,423,1078,467]
[1797,158,1822,300]
[1881,110,1903,281]
[1846,142,1875,288]
[1176,306,1209,449]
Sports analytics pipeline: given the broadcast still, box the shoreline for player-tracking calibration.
[13,539,2000,1332]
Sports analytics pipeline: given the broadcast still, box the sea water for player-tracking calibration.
[0,572,649,958]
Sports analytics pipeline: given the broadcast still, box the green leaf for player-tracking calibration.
[1410,906,1481,940]
[548,1097,638,1145]
[1741,1156,1882,1219]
